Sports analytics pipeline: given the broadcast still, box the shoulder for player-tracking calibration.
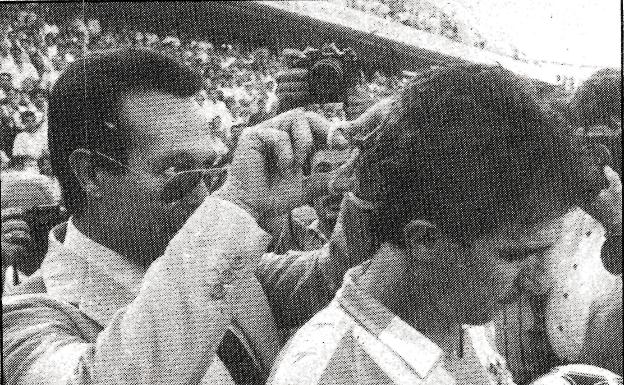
[269,303,353,385]
[3,273,93,331]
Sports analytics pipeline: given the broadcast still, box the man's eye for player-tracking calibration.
[162,166,187,175]
[499,246,550,262]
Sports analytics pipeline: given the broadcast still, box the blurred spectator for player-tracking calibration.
[12,110,47,171]
[1,45,39,90]
[248,97,273,126]
[1,149,9,169]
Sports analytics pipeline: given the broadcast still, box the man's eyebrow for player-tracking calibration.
[498,245,551,261]
[157,151,216,170]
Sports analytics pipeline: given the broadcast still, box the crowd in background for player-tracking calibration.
[1,9,409,179]
[332,0,526,59]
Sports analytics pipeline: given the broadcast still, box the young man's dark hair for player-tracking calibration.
[357,64,599,246]
[48,48,203,216]
[570,68,621,131]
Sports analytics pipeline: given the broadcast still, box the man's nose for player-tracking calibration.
[518,254,551,295]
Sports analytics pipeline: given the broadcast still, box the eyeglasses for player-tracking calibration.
[84,149,228,204]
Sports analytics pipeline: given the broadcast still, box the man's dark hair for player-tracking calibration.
[48,48,203,216]
[358,64,598,247]
[571,68,621,131]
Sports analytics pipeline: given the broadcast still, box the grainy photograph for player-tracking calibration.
[1,1,621,384]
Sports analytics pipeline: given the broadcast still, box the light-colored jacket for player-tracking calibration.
[2,197,340,385]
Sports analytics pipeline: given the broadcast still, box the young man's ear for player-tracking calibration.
[403,219,439,262]
[68,149,102,199]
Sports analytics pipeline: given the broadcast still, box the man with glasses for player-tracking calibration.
[269,64,619,385]
[2,48,372,385]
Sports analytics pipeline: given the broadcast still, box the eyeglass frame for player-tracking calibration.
[76,148,228,203]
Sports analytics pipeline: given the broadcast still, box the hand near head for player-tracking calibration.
[214,108,336,230]
[217,94,394,232]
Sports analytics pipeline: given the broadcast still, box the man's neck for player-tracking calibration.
[358,243,462,356]
[72,214,146,269]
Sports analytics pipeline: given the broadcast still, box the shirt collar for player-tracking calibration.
[336,263,444,379]
[41,218,146,326]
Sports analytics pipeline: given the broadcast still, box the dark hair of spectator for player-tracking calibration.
[48,48,203,216]
[20,110,36,121]
[570,68,622,131]
[358,64,594,247]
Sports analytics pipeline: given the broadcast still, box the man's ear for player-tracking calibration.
[403,220,438,262]
[68,149,102,199]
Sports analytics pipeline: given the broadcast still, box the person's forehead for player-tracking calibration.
[487,208,568,251]
[121,90,216,163]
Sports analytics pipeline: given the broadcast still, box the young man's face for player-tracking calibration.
[416,192,569,325]
[94,90,218,267]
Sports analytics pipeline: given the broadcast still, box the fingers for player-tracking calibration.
[1,207,25,222]
[276,69,310,113]
[328,148,359,194]
[341,97,394,140]
[289,114,313,166]
[256,128,294,176]
[302,172,332,203]
[345,87,376,121]
[303,111,334,149]
[276,81,307,94]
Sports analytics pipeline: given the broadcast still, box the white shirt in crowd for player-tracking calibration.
[0,56,40,89]
[12,126,48,161]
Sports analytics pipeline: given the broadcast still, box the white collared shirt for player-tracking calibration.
[41,218,146,325]
[269,263,515,385]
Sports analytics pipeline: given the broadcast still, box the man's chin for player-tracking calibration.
[166,200,204,233]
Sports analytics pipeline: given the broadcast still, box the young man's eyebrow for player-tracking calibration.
[498,245,551,262]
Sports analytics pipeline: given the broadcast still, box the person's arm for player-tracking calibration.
[2,196,270,385]
[255,209,357,329]
[4,107,336,384]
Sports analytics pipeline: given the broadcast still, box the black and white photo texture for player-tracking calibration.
[0,1,621,384]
